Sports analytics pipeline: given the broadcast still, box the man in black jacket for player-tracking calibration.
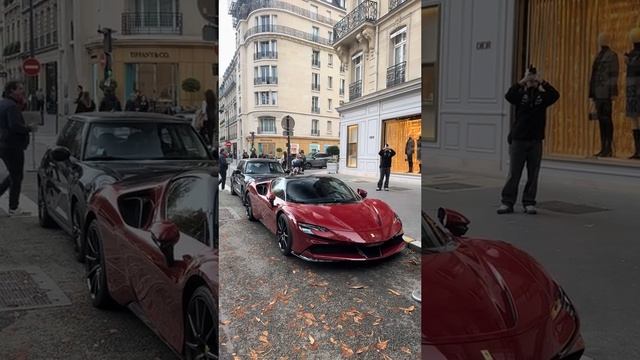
[377,144,396,191]
[0,81,34,216]
[498,67,560,215]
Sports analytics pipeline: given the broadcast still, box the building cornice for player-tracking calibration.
[84,37,214,50]
[336,78,420,112]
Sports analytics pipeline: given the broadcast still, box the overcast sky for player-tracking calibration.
[219,1,236,78]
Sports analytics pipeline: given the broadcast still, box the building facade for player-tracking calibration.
[226,0,346,158]
[333,0,422,178]
[423,0,640,178]
[220,51,239,156]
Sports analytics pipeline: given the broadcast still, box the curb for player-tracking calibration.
[403,235,421,252]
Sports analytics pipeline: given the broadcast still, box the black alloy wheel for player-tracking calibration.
[38,183,56,228]
[85,220,113,308]
[72,206,85,262]
[245,196,256,221]
[184,286,218,360]
[276,215,292,256]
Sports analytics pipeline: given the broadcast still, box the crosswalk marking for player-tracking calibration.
[0,194,39,218]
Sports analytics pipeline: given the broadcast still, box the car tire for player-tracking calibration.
[305,162,312,170]
[38,183,57,229]
[245,196,257,221]
[184,286,218,360]
[276,214,293,256]
[72,206,86,263]
[85,220,114,309]
[230,181,237,196]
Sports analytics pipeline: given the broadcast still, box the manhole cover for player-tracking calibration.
[0,266,71,312]
[424,182,480,191]
[537,201,609,215]
[219,207,241,221]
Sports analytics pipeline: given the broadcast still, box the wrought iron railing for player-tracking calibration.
[311,106,321,114]
[230,0,337,27]
[258,126,277,134]
[389,0,409,11]
[349,80,362,100]
[121,12,183,35]
[333,0,377,43]
[312,83,320,91]
[311,129,320,136]
[254,51,278,60]
[244,25,332,46]
[254,77,278,85]
[312,59,321,67]
[339,88,345,96]
[386,61,406,88]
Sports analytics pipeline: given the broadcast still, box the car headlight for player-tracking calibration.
[298,223,329,235]
[551,285,575,320]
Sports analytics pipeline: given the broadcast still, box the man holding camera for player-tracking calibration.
[497,67,560,215]
[377,144,396,191]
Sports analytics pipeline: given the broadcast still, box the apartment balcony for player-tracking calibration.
[389,0,410,11]
[312,59,321,67]
[254,77,278,85]
[254,51,278,60]
[332,0,377,46]
[244,25,332,46]
[311,129,320,136]
[257,127,277,135]
[386,61,406,88]
[311,84,320,91]
[349,80,362,101]
[230,0,337,28]
[311,106,321,114]
[121,12,183,35]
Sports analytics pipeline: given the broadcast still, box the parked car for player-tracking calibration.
[230,159,286,203]
[420,209,585,359]
[304,152,331,169]
[84,170,218,359]
[37,112,215,262]
[244,175,405,261]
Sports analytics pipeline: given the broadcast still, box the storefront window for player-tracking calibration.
[383,117,421,174]
[125,63,178,111]
[524,0,638,159]
[258,143,276,156]
[347,125,358,168]
[422,5,439,142]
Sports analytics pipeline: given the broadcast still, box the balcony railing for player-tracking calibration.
[311,129,320,136]
[386,61,406,88]
[333,0,377,43]
[389,0,410,11]
[254,77,278,85]
[258,127,277,134]
[121,12,183,35]
[244,25,332,46]
[340,64,347,73]
[349,80,362,101]
[312,84,320,91]
[230,0,338,27]
[311,106,321,114]
[339,88,345,96]
[254,51,278,60]
[312,59,321,67]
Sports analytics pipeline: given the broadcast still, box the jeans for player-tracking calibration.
[595,99,614,152]
[501,140,543,207]
[219,170,227,189]
[0,148,25,210]
[377,167,391,189]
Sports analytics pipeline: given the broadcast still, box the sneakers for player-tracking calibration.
[524,205,537,215]
[8,208,31,217]
[376,188,381,191]
[496,204,514,214]
[384,188,389,191]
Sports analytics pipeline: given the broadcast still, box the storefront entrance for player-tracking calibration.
[125,63,178,111]
[522,0,639,160]
[382,116,421,174]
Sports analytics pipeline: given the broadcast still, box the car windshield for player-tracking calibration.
[422,212,455,253]
[84,122,210,161]
[245,162,285,174]
[286,177,359,204]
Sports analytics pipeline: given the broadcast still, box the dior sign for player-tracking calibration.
[130,51,171,58]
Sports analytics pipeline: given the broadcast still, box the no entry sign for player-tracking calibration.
[23,58,41,77]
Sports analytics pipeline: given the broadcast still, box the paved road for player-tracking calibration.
[0,172,175,360]
[219,178,421,359]
[424,167,640,360]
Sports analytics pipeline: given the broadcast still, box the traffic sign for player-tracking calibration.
[23,58,41,77]
[281,115,295,130]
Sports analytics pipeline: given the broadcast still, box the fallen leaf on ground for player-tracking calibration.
[309,335,315,345]
[401,347,412,354]
[375,339,389,351]
[349,285,368,289]
[221,320,231,325]
[259,335,269,344]
[399,305,415,314]
[311,281,329,287]
[341,344,355,358]
[356,346,368,354]
[388,289,401,296]
[303,313,317,322]
[330,337,337,345]
[382,354,393,360]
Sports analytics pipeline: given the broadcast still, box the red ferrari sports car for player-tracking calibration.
[244,175,406,261]
[83,170,218,359]
[420,209,585,360]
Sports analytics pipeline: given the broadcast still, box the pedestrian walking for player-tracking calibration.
[417,135,422,173]
[242,150,249,159]
[219,149,229,190]
[377,144,396,191]
[250,149,257,158]
[498,66,560,215]
[75,92,96,113]
[125,92,139,111]
[0,81,34,216]
[99,90,122,112]
[36,89,45,114]
[139,95,150,112]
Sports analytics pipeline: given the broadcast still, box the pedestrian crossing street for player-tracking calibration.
[0,193,39,218]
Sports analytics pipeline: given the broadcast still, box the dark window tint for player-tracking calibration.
[245,161,284,175]
[166,177,212,246]
[56,120,77,148]
[286,177,358,204]
[237,160,246,172]
[67,121,85,158]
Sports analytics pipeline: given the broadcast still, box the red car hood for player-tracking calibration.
[423,238,556,345]
[288,199,401,244]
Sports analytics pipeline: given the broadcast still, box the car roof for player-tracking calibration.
[243,159,280,163]
[68,111,186,124]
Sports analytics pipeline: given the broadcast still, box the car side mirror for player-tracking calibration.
[267,192,276,206]
[357,188,367,199]
[149,221,180,265]
[50,146,71,162]
[437,208,470,237]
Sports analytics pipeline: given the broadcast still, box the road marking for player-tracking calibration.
[0,194,38,217]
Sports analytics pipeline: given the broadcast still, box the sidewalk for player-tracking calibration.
[223,162,422,250]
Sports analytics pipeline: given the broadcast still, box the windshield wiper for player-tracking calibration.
[84,155,128,161]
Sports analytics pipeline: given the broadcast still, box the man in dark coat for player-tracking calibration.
[219,149,229,190]
[377,144,396,191]
[405,136,415,172]
[498,67,559,215]
[589,33,619,157]
[99,90,122,112]
[0,81,33,216]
